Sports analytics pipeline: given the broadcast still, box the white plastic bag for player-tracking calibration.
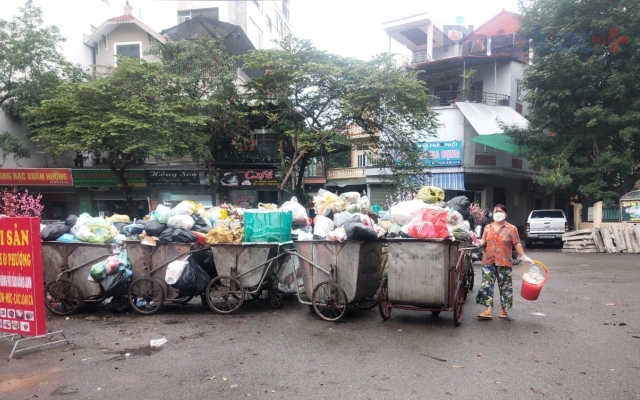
[167,214,195,230]
[358,195,371,214]
[339,192,360,205]
[313,215,335,238]
[74,225,95,242]
[173,200,196,215]
[359,213,376,228]
[326,227,347,242]
[165,260,188,285]
[333,212,359,227]
[390,200,431,225]
[280,197,309,227]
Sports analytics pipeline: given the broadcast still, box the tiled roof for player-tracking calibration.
[108,15,136,22]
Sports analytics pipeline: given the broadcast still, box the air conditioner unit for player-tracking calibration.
[88,186,109,192]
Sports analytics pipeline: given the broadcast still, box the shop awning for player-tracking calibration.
[422,172,465,191]
[456,102,528,155]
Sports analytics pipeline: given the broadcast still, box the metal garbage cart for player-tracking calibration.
[42,242,114,315]
[288,240,384,321]
[204,243,293,315]
[379,238,467,326]
[123,240,197,315]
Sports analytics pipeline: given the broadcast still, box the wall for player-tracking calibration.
[94,24,163,67]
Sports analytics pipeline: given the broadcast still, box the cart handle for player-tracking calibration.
[285,250,333,277]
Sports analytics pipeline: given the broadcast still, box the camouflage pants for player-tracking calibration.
[475,264,513,310]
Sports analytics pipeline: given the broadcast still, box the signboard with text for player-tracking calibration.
[219,169,278,189]
[72,169,146,187]
[0,169,72,186]
[417,140,463,166]
[0,217,46,337]
[146,170,200,186]
[620,200,640,222]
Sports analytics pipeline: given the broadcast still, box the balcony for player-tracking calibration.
[411,51,432,64]
[327,167,365,180]
[431,91,510,107]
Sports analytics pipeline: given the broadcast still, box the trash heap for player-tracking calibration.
[88,248,133,296]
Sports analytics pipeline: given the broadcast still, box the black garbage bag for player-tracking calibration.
[158,228,197,243]
[343,222,378,241]
[123,224,145,236]
[191,214,211,234]
[170,256,211,295]
[323,208,334,221]
[105,294,131,313]
[144,220,167,237]
[41,223,71,241]
[191,249,217,279]
[445,196,475,229]
[112,222,129,234]
[100,268,132,297]
[65,214,78,227]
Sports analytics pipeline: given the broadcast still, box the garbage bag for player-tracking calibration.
[112,222,129,234]
[445,196,474,229]
[333,212,359,227]
[152,204,175,224]
[371,204,384,215]
[165,260,188,285]
[205,225,235,244]
[41,223,70,241]
[339,192,360,205]
[191,231,206,245]
[144,220,166,237]
[57,233,78,242]
[451,226,471,241]
[343,222,378,241]
[387,223,403,238]
[357,196,371,214]
[326,227,347,242]
[65,214,78,227]
[173,200,197,215]
[158,228,197,243]
[74,225,95,242]
[123,224,145,236]
[170,256,211,295]
[328,200,347,214]
[313,189,341,216]
[105,255,120,275]
[105,295,131,313]
[406,208,449,239]
[191,214,211,233]
[346,204,359,214]
[313,215,335,238]
[106,214,130,223]
[258,203,277,210]
[167,214,195,230]
[280,197,309,227]
[118,249,131,270]
[390,200,431,225]
[416,185,445,204]
[191,249,217,278]
[100,267,132,297]
[90,261,107,282]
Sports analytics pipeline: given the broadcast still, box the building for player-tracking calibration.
[326,10,544,228]
[175,0,292,50]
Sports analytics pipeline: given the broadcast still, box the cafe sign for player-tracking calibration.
[219,169,279,189]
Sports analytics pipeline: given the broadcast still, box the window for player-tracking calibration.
[516,79,522,102]
[275,13,290,38]
[282,0,290,20]
[266,16,272,32]
[114,42,142,65]
[357,154,367,167]
[530,210,565,219]
[247,18,262,49]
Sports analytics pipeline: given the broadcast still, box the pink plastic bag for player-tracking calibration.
[406,209,450,239]
[105,255,120,275]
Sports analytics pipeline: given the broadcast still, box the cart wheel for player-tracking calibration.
[431,311,441,317]
[467,256,475,290]
[268,290,284,309]
[45,279,82,315]
[453,281,464,327]
[311,281,348,322]
[206,276,244,314]
[353,293,379,310]
[128,278,165,315]
[232,289,261,303]
[378,277,392,321]
[171,296,193,304]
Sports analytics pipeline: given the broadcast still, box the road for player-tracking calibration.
[1,249,639,400]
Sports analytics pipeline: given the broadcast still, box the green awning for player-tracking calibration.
[471,134,522,156]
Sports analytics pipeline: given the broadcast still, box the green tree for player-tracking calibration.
[0,0,86,165]
[27,58,208,215]
[147,37,251,205]
[507,0,640,203]
[242,37,437,200]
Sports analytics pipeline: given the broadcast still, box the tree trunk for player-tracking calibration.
[109,160,137,217]
[206,159,217,206]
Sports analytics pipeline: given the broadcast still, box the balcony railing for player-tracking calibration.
[411,51,432,64]
[431,91,510,107]
[327,167,365,180]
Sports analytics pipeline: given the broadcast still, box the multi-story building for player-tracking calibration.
[175,0,292,50]
[326,10,550,228]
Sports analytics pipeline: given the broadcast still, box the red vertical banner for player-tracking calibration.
[0,217,46,337]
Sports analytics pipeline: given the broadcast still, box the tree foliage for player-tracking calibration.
[241,37,438,198]
[0,0,86,164]
[27,58,208,215]
[507,0,640,203]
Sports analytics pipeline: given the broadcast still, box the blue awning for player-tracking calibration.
[420,172,465,191]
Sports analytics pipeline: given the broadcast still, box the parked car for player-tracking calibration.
[525,209,569,247]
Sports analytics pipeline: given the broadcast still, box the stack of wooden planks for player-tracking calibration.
[562,223,640,253]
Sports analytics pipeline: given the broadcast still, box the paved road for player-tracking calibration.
[1,249,639,400]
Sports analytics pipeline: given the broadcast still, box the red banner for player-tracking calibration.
[0,168,73,186]
[0,217,46,337]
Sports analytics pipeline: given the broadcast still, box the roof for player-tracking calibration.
[84,13,166,46]
[412,54,521,74]
[461,10,521,43]
[456,102,529,135]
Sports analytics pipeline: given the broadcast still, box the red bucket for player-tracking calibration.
[521,261,548,301]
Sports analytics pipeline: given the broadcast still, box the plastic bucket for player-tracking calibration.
[520,260,548,301]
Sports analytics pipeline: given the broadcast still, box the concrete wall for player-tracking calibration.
[94,24,162,67]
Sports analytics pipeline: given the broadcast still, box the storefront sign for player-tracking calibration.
[0,217,46,337]
[620,200,640,222]
[72,169,146,187]
[228,190,258,208]
[79,191,91,215]
[146,170,200,186]
[417,140,463,166]
[219,169,279,189]
[0,169,72,186]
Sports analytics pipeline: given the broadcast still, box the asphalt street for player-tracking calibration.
[1,248,639,400]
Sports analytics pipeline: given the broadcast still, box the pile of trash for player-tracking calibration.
[88,248,133,296]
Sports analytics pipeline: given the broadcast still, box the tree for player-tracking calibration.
[27,58,208,216]
[242,37,437,200]
[0,0,86,165]
[147,38,251,205]
[507,0,640,203]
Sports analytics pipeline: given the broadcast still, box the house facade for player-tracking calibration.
[326,11,552,228]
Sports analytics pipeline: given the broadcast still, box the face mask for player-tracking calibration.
[493,212,506,222]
